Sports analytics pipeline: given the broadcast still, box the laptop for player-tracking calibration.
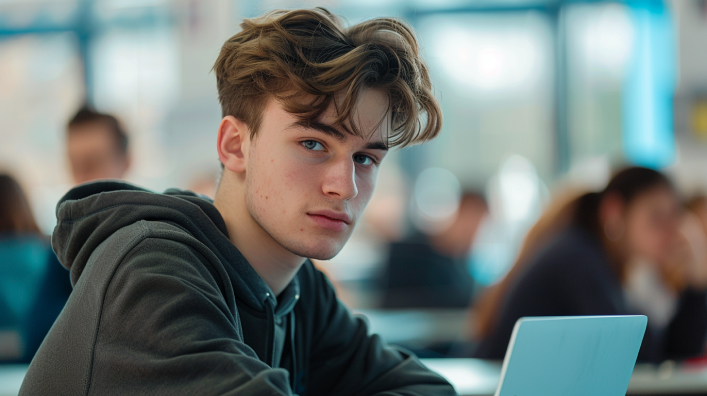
[495,315,647,396]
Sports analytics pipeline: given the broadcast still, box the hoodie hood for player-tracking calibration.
[52,180,279,311]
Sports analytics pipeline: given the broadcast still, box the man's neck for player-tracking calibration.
[213,175,305,296]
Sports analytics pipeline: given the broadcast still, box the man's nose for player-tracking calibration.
[322,157,358,200]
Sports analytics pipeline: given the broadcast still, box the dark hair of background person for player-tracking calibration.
[687,195,707,214]
[213,7,442,149]
[473,166,673,339]
[460,191,488,211]
[67,106,129,155]
[0,174,41,235]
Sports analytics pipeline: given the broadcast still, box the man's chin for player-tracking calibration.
[305,250,341,261]
[280,238,345,261]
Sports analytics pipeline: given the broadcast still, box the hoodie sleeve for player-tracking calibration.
[302,265,457,396]
[87,237,295,396]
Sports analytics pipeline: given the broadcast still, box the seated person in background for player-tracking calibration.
[21,9,455,396]
[0,174,70,363]
[677,195,707,304]
[380,191,488,308]
[623,193,707,340]
[473,167,707,362]
[66,106,130,185]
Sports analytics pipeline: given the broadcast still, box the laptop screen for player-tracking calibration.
[496,315,647,396]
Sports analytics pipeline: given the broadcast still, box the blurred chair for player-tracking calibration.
[0,174,71,363]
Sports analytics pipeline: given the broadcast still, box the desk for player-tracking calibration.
[630,362,707,395]
[0,365,26,396]
[421,358,707,396]
[4,359,707,395]
[355,309,469,344]
[421,359,500,395]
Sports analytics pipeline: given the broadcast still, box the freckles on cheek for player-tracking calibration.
[283,162,319,193]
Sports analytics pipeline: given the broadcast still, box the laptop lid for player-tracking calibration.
[495,315,647,396]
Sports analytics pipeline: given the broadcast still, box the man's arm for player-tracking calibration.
[85,237,294,396]
[303,264,457,396]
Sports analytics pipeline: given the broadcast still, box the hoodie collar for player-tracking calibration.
[271,275,301,318]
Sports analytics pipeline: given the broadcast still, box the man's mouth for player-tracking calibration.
[307,210,352,232]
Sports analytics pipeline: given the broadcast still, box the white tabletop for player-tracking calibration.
[421,358,707,396]
[4,359,707,395]
[0,365,27,396]
[421,359,500,395]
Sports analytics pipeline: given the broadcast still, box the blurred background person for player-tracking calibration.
[678,195,707,308]
[66,107,130,185]
[0,173,70,363]
[473,167,707,362]
[379,191,488,309]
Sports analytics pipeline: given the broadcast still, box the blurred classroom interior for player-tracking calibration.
[3,0,707,395]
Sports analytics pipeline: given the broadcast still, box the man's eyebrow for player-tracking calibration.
[288,120,388,151]
[289,120,346,142]
[365,141,388,151]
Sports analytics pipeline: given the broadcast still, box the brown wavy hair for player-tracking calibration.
[213,8,442,148]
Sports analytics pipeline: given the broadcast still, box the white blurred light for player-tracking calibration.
[92,29,179,112]
[566,156,611,191]
[412,167,461,233]
[580,4,634,75]
[105,0,167,9]
[433,26,543,91]
[29,33,75,82]
[471,155,546,285]
[498,154,539,222]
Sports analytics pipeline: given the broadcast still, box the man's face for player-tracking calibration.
[244,90,389,260]
[67,121,128,184]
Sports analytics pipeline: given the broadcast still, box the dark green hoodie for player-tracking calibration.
[20,181,456,396]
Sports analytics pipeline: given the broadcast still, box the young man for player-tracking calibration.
[21,8,454,396]
[66,107,131,184]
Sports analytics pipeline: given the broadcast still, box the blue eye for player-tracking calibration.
[302,140,324,151]
[354,154,373,166]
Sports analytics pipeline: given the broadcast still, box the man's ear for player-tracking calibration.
[217,116,250,173]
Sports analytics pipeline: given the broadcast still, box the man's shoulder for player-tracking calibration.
[85,220,234,312]
[87,220,222,283]
[95,220,198,259]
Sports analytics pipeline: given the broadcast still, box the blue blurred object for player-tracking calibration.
[0,237,48,318]
[497,315,647,396]
[622,0,676,169]
[0,235,71,363]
